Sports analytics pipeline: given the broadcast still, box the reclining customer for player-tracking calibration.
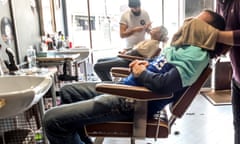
[43,9,227,144]
[94,25,168,81]
[122,9,228,86]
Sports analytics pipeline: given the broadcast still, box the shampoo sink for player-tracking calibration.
[0,75,52,118]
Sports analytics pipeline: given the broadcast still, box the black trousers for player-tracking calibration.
[93,57,131,81]
[232,79,240,144]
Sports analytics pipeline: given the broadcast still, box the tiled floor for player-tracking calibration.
[92,94,233,144]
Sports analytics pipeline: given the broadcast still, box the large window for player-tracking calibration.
[64,0,214,63]
[66,0,166,63]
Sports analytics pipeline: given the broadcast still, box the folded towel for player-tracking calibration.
[133,39,160,58]
[171,18,219,50]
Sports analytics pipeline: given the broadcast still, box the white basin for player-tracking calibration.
[0,75,52,118]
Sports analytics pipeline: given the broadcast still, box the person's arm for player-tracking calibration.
[217,31,234,46]
[120,23,150,38]
[130,60,179,94]
[120,24,133,38]
[217,30,240,46]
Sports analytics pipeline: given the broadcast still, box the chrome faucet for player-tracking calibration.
[0,58,4,76]
[4,47,18,72]
[0,47,18,75]
[0,47,17,75]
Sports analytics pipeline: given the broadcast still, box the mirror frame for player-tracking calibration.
[37,0,56,35]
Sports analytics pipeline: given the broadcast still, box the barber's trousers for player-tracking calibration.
[232,79,240,144]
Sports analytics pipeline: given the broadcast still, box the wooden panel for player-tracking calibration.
[214,61,232,90]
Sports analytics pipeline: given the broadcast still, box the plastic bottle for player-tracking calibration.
[27,46,36,68]
[34,129,44,144]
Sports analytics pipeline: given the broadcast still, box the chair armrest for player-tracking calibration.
[118,54,145,61]
[96,83,173,101]
[111,67,131,77]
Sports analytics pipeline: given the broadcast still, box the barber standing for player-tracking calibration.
[94,0,152,81]
[216,0,240,144]
[119,0,151,49]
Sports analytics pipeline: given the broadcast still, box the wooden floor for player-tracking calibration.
[91,94,233,144]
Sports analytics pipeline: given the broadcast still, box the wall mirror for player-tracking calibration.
[38,0,56,36]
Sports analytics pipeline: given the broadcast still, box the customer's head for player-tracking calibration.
[128,0,141,16]
[150,26,168,42]
[196,9,227,58]
[196,9,225,30]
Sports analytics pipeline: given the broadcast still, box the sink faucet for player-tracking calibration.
[4,47,18,72]
[0,58,5,76]
[0,55,9,75]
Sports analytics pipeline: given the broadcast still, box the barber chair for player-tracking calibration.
[85,65,212,144]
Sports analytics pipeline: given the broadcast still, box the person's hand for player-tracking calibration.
[144,22,152,33]
[129,60,149,77]
[118,49,127,54]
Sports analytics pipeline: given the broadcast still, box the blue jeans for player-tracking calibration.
[232,79,240,144]
[43,82,134,144]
